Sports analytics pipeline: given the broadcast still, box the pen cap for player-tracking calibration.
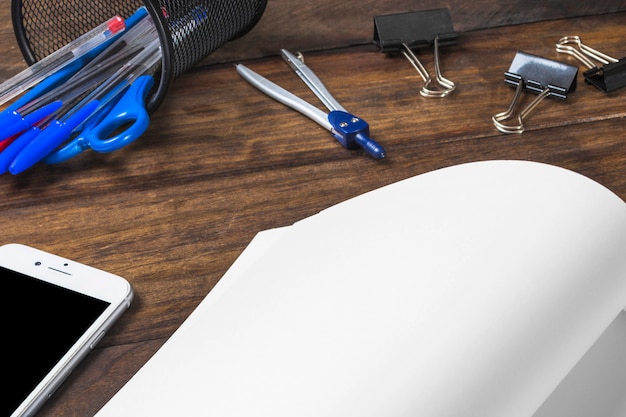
[10,0,267,112]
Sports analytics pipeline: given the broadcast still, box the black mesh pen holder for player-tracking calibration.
[10,0,267,111]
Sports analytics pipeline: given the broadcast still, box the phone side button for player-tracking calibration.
[89,331,106,350]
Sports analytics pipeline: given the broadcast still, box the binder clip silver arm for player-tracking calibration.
[373,9,458,98]
[401,37,456,98]
[492,51,578,134]
[556,36,618,69]
[492,75,551,134]
[556,36,625,93]
[236,50,386,159]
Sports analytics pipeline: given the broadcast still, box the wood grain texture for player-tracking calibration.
[0,2,625,416]
[207,0,626,63]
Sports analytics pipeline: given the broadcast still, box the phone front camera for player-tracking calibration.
[35,261,42,266]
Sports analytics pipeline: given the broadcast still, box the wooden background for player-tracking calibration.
[1,1,625,415]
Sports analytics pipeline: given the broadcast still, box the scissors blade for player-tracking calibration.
[236,64,331,131]
[281,49,346,113]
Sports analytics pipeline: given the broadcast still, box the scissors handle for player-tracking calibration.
[44,74,154,165]
[86,74,153,153]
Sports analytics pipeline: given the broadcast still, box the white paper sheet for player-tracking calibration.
[534,310,626,417]
[96,160,626,417]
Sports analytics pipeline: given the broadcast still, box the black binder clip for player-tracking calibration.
[556,36,626,93]
[492,51,578,134]
[373,8,457,98]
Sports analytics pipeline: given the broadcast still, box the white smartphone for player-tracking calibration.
[0,243,134,417]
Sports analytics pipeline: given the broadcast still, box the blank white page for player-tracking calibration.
[97,160,626,417]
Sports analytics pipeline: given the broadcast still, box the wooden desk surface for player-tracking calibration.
[1,1,625,415]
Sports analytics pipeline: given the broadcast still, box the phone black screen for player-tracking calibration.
[2,266,109,416]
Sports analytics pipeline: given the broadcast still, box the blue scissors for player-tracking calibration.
[42,74,154,165]
[6,74,154,174]
[4,33,160,174]
[0,7,155,174]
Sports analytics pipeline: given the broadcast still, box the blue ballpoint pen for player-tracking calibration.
[8,100,100,174]
[0,59,87,142]
[0,54,127,159]
[0,101,63,142]
[236,49,386,159]
[2,9,157,173]
[0,127,41,174]
[0,16,126,107]
[0,7,149,143]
